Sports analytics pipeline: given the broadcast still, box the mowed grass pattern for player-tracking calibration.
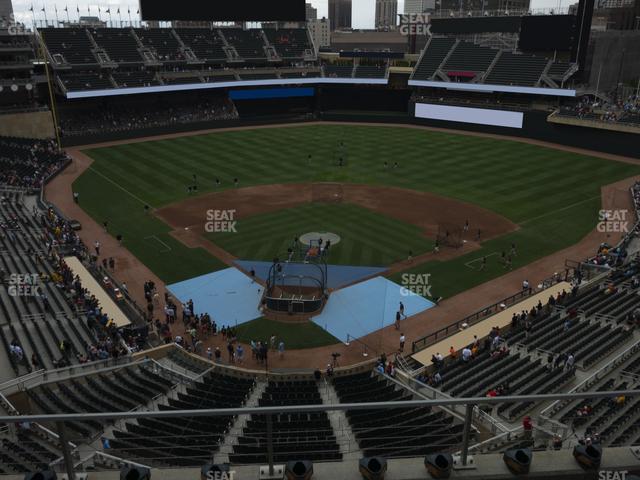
[75,124,640,289]
[209,203,432,266]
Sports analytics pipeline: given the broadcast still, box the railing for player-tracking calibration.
[1,389,638,477]
[147,358,197,384]
[345,334,377,358]
[0,105,50,115]
[0,355,137,396]
[86,261,147,326]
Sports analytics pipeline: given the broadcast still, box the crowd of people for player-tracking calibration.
[58,97,239,137]
[145,285,288,368]
[0,137,69,190]
[561,93,640,126]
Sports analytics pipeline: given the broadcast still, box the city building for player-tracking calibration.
[306,2,318,20]
[404,0,427,14]
[328,0,352,30]
[308,17,331,50]
[375,0,398,28]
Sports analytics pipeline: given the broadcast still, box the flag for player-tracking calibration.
[29,5,33,11]
[41,6,45,11]
[127,7,130,13]
[76,5,79,13]
[105,8,110,13]
[64,6,67,11]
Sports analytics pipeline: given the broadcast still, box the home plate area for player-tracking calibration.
[168,262,435,342]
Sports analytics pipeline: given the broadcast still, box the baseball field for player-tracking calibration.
[73,123,640,305]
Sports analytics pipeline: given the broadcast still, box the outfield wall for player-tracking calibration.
[60,93,639,159]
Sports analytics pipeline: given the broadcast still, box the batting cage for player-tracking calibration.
[436,223,463,248]
[311,182,344,203]
[264,239,329,314]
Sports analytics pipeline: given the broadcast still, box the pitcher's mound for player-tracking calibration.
[299,231,341,246]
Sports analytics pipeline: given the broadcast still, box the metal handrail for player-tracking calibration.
[0,356,137,396]
[3,390,639,424]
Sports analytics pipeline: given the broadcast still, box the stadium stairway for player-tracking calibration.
[213,379,268,464]
[332,371,468,458]
[230,379,342,464]
[317,377,361,460]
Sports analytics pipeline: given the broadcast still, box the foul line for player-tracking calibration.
[144,235,172,253]
[88,166,152,208]
[519,195,601,226]
[465,251,499,270]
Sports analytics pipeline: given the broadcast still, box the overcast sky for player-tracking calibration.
[13,0,567,28]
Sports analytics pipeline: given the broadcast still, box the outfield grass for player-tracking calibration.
[75,124,640,291]
[233,317,338,350]
[208,203,432,266]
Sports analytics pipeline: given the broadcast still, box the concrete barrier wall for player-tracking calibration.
[0,110,55,139]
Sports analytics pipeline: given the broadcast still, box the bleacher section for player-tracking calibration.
[231,380,341,463]
[237,72,278,81]
[410,37,574,89]
[175,28,227,64]
[412,37,457,80]
[0,201,98,375]
[546,342,640,448]
[0,183,147,382]
[37,26,577,94]
[484,52,549,87]
[413,257,640,429]
[134,29,184,62]
[324,65,354,78]
[58,72,113,91]
[0,428,61,474]
[333,372,465,457]
[0,137,67,190]
[442,41,498,77]
[90,29,143,64]
[110,371,255,466]
[111,70,159,88]
[40,28,96,65]
[27,365,174,439]
[263,29,311,59]
[354,65,387,78]
[547,61,572,79]
[223,29,266,60]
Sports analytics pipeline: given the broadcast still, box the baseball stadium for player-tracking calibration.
[1,0,640,478]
